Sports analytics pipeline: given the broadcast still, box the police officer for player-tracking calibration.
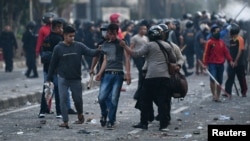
[22,21,38,78]
[0,25,18,72]
[121,25,177,131]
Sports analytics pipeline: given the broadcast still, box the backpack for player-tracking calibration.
[155,40,188,99]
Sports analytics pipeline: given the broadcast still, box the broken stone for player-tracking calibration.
[193,130,200,135]
[174,127,179,130]
[177,118,182,121]
[77,129,91,134]
[40,120,46,124]
[86,118,92,122]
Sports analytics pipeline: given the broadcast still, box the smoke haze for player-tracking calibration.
[220,0,250,21]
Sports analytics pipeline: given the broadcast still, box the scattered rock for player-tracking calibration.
[77,129,91,134]
[193,130,200,135]
[86,118,92,122]
[40,120,46,124]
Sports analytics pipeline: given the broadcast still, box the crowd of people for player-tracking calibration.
[0,9,249,131]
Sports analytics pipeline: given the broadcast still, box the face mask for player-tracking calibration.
[212,32,220,39]
[101,31,107,38]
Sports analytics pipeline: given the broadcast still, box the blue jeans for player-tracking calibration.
[208,64,224,84]
[98,72,124,124]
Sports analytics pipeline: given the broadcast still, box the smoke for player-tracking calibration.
[220,0,250,21]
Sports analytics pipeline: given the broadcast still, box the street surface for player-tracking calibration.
[0,66,249,141]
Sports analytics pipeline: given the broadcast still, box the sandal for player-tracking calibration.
[59,123,69,129]
[214,99,221,102]
[74,114,85,124]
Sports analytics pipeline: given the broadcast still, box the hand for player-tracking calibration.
[89,70,95,75]
[119,40,126,48]
[95,73,102,81]
[125,73,131,85]
[230,61,236,68]
[202,64,207,70]
[175,64,181,72]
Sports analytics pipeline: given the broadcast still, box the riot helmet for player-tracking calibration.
[158,23,170,40]
[42,12,57,24]
[100,23,109,38]
[230,23,240,35]
[147,25,163,41]
[26,21,36,30]
[158,24,169,33]
[186,20,194,28]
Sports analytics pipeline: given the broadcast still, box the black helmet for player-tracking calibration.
[26,21,36,29]
[100,23,109,31]
[42,12,57,24]
[147,25,163,41]
[186,20,194,28]
[158,23,169,33]
[230,23,240,35]
[55,17,67,27]
[74,19,81,28]
[51,18,64,29]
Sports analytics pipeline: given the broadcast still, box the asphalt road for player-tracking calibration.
[0,67,250,141]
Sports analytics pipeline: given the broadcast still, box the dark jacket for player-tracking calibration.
[47,41,100,81]
[41,32,63,73]
[22,30,37,53]
[0,31,18,49]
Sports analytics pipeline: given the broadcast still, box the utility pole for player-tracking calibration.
[29,0,33,21]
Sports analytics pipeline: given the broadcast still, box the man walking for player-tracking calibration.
[95,23,131,129]
[46,25,101,128]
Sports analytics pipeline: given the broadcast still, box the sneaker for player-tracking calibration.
[56,115,62,119]
[159,127,169,132]
[100,116,107,127]
[38,113,45,118]
[132,122,148,130]
[106,122,115,130]
[159,124,169,131]
[68,109,77,114]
